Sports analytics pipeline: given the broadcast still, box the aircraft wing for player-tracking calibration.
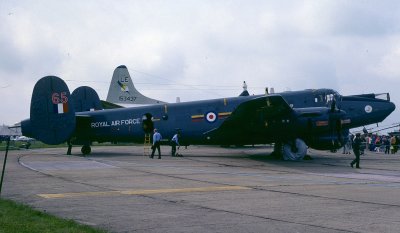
[217,95,292,131]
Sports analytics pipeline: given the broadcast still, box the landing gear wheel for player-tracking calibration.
[81,145,91,155]
[283,138,307,160]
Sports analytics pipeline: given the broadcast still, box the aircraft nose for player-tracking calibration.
[371,100,396,123]
[388,101,396,113]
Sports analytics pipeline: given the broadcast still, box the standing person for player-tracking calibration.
[342,136,349,154]
[150,129,162,159]
[384,136,391,154]
[348,133,354,153]
[374,136,381,152]
[391,135,396,154]
[365,134,371,151]
[350,133,362,169]
[171,131,180,157]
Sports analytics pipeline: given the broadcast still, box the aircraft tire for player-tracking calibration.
[283,138,307,160]
[81,145,91,155]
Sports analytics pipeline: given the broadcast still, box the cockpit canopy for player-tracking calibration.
[312,89,340,106]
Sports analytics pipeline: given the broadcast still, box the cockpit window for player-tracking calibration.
[326,94,335,103]
[314,94,324,103]
[325,90,340,105]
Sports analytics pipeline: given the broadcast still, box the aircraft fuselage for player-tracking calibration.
[73,88,395,147]
[20,75,395,155]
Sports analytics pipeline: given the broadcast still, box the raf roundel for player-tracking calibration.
[365,105,373,113]
[205,112,217,123]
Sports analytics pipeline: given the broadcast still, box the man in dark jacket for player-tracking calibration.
[351,133,362,169]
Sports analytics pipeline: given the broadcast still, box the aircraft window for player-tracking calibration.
[314,95,324,103]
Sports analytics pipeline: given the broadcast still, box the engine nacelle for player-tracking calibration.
[304,130,349,151]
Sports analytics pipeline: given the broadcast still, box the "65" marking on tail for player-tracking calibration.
[52,92,68,104]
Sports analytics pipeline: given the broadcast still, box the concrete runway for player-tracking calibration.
[2,145,400,233]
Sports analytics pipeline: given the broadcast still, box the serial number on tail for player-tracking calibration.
[119,96,137,102]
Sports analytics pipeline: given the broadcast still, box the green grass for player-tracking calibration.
[0,198,107,233]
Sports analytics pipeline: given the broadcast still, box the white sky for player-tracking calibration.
[0,0,399,133]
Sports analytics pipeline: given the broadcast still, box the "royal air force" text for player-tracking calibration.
[91,118,141,128]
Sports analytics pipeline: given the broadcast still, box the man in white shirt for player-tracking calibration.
[150,129,162,159]
[171,132,180,156]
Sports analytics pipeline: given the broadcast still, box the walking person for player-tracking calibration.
[350,133,362,169]
[171,131,180,157]
[150,129,162,159]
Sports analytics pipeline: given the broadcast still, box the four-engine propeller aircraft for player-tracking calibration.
[20,67,395,159]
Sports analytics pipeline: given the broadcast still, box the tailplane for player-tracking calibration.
[106,65,165,105]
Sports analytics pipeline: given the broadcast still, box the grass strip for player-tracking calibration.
[0,198,107,233]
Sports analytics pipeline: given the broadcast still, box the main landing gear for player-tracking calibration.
[271,139,309,160]
[282,138,308,160]
[81,145,91,155]
[65,140,92,156]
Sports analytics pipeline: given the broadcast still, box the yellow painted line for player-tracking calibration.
[37,186,251,199]
[38,191,121,199]
[191,114,204,119]
[218,112,231,117]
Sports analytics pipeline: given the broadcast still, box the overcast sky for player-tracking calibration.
[1,0,399,133]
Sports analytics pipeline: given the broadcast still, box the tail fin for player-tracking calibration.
[71,86,103,112]
[22,76,76,145]
[106,65,165,105]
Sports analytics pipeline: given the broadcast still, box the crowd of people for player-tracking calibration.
[343,133,400,155]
